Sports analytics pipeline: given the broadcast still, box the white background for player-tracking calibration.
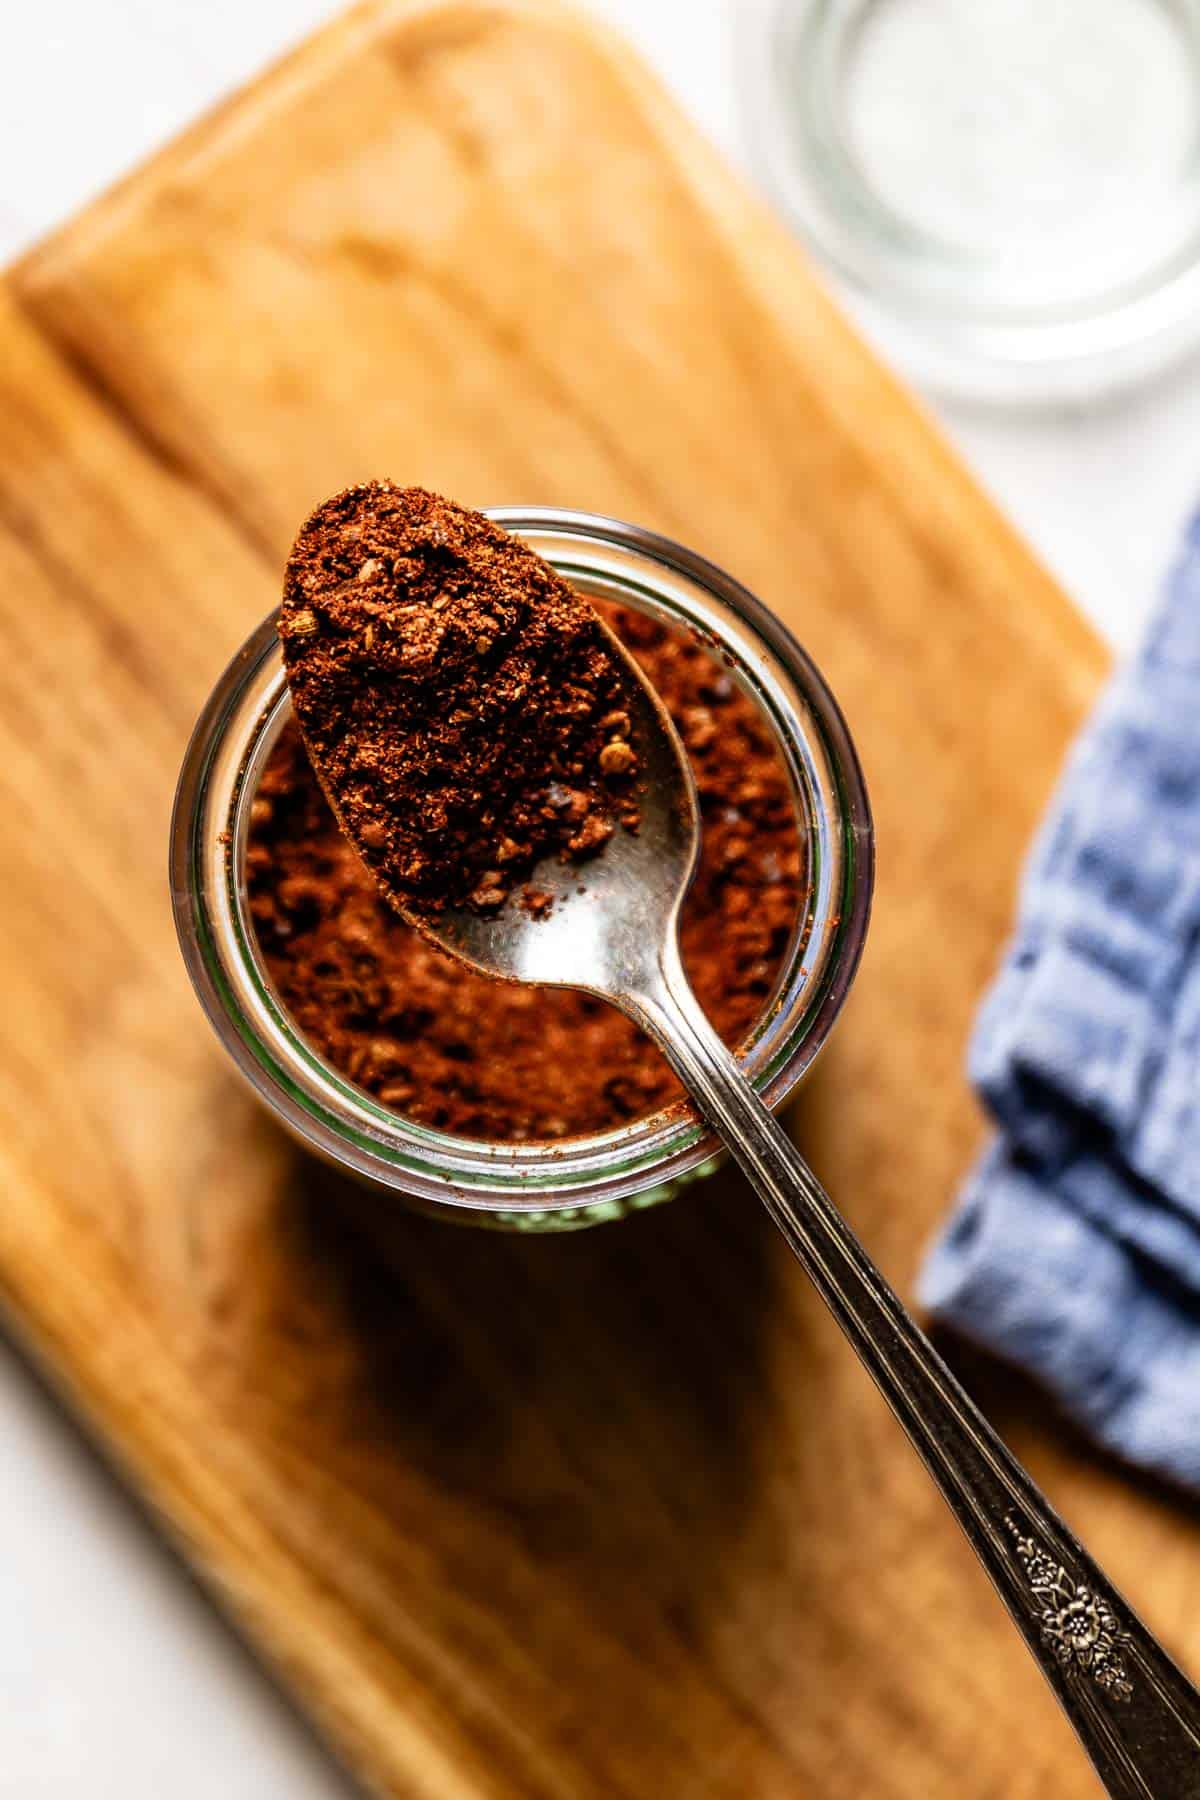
[2,3,1198,1794]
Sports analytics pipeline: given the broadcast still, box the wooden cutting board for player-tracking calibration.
[0,2,1190,1795]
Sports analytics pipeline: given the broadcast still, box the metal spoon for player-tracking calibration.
[383,632,1200,1796]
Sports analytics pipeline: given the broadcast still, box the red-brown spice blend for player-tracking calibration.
[280,483,641,918]
[249,604,806,1142]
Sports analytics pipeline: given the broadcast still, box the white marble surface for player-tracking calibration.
[2,3,1197,1794]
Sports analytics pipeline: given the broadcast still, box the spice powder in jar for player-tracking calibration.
[246,603,805,1143]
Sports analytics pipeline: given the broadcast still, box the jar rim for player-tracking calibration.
[170,510,873,1223]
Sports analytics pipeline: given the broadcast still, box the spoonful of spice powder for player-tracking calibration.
[281,483,641,919]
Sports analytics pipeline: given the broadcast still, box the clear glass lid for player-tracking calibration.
[740,0,1200,403]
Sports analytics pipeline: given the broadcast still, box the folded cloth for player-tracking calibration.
[919,511,1200,1490]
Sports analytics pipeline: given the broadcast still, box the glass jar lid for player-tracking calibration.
[740,0,1200,403]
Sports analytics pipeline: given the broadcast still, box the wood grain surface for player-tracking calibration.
[0,2,1189,1795]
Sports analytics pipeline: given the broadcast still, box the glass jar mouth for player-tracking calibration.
[171,510,873,1222]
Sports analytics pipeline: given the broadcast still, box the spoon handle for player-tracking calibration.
[631,946,1200,1800]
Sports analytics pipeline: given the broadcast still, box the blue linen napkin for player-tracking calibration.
[919,512,1200,1490]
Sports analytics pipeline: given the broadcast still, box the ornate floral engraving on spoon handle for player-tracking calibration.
[1005,1516,1134,1702]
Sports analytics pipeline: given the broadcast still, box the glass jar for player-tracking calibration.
[170,511,873,1230]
